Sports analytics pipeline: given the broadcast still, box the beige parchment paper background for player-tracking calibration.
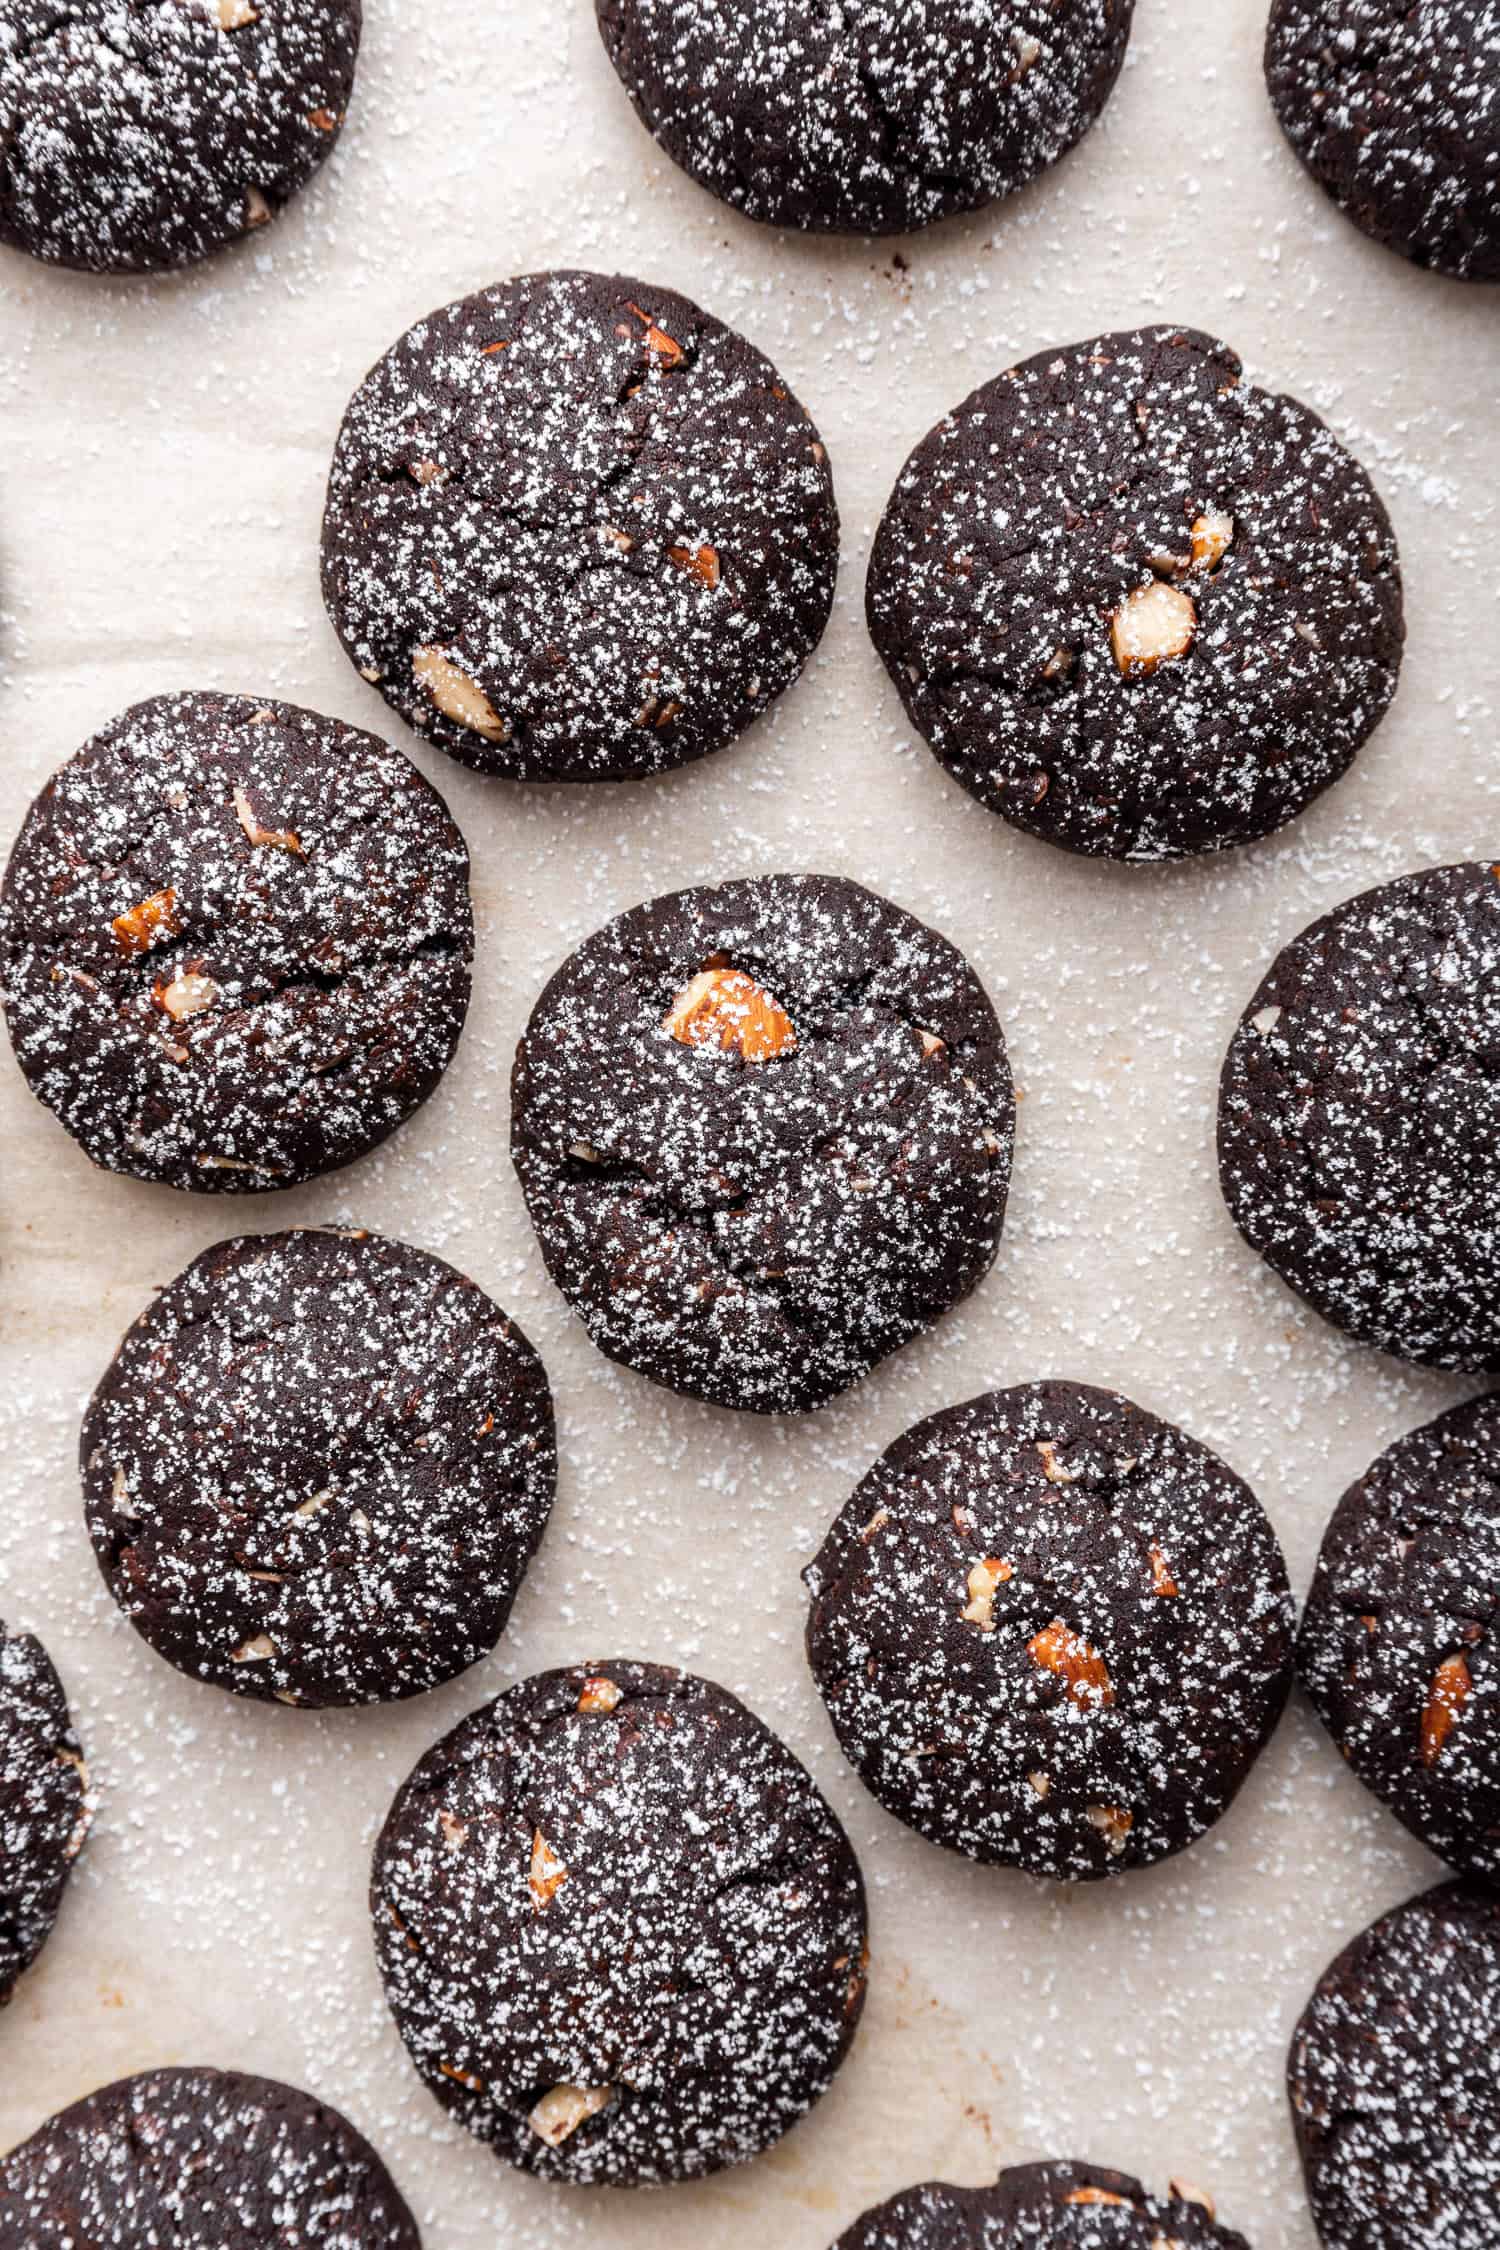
[1,1,1497,2242]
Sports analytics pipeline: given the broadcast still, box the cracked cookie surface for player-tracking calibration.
[805,1380,1294,1880]
[0,2065,420,2246]
[1265,0,1500,282]
[81,1227,556,1708]
[510,872,1013,1413]
[0,689,473,1194]
[1218,862,1500,1370]
[320,268,837,782]
[830,2158,1248,2246]
[0,1618,91,2005]
[867,324,1403,861]
[0,0,360,274]
[1298,1390,1500,1879]
[594,0,1133,236]
[370,1660,868,2187]
[1289,1883,1500,2250]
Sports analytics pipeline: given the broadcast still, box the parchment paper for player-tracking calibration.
[1,1,1496,2242]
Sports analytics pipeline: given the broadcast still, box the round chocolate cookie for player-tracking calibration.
[1265,1,1500,283]
[867,324,1403,862]
[594,0,1134,237]
[0,690,472,1194]
[0,2066,419,2247]
[1298,1391,1500,1879]
[320,269,837,783]
[831,2161,1246,2248]
[0,0,361,276]
[1,1618,91,2005]
[1289,1882,1500,2249]
[804,1380,1294,1879]
[1219,862,1500,1371]
[510,873,1013,1413]
[80,1227,556,1708]
[371,1660,868,2187]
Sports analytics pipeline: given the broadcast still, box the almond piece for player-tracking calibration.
[154,970,220,1022]
[667,542,721,590]
[233,787,303,853]
[529,1828,569,1911]
[216,0,257,23]
[577,1675,623,1714]
[626,302,684,368]
[1148,1544,1180,1597]
[1086,1803,1133,1855]
[1190,511,1234,572]
[230,1633,276,1663]
[663,966,796,1062]
[437,1810,468,1850]
[1422,1651,1472,1768]
[112,888,181,955]
[1028,1618,1114,1708]
[961,1556,1013,1633]
[1067,2188,1131,2207]
[1111,580,1196,675]
[308,106,340,131]
[244,185,271,229]
[439,2062,484,2092]
[529,2084,612,2147]
[1035,1440,1079,1486]
[1170,2180,1217,2218]
[412,646,510,743]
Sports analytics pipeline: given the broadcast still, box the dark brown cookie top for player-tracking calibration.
[830,2160,1246,2247]
[371,1661,868,2187]
[1218,862,1500,1371]
[1298,1390,1500,1879]
[0,1619,91,2005]
[0,2066,420,2247]
[866,324,1403,861]
[320,269,837,782]
[595,0,1133,236]
[80,1228,556,1708]
[805,1381,1294,1879]
[1265,0,1500,283]
[0,0,361,275]
[1289,1882,1500,2250]
[0,690,473,1194]
[510,872,1013,1413]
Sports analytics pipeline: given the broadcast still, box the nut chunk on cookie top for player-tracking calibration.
[830,2159,1247,2247]
[510,872,1014,1412]
[0,691,473,1195]
[806,1379,1293,1879]
[868,324,1402,860]
[370,1661,868,2186]
[1219,861,1500,1370]
[0,1619,92,2006]
[321,269,838,782]
[0,2066,420,2248]
[0,0,362,274]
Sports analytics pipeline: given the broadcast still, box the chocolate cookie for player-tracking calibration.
[594,0,1134,237]
[1265,1,1500,283]
[320,269,837,782]
[371,1660,868,2186]
[1219,862,1500,1371]
[81,1228,556,1708]
[0,2066,419,2247]
[804,1380,1294,1879]
[510,873,1013,1413]
[0,0,360,275]
[1298,1391,1500,1879]
[830,2161,1246,2248]
[0,690,472,1194]
[1,1619,91,2005]
[1289,1882,1500,2249]
[867,324,1403,861]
